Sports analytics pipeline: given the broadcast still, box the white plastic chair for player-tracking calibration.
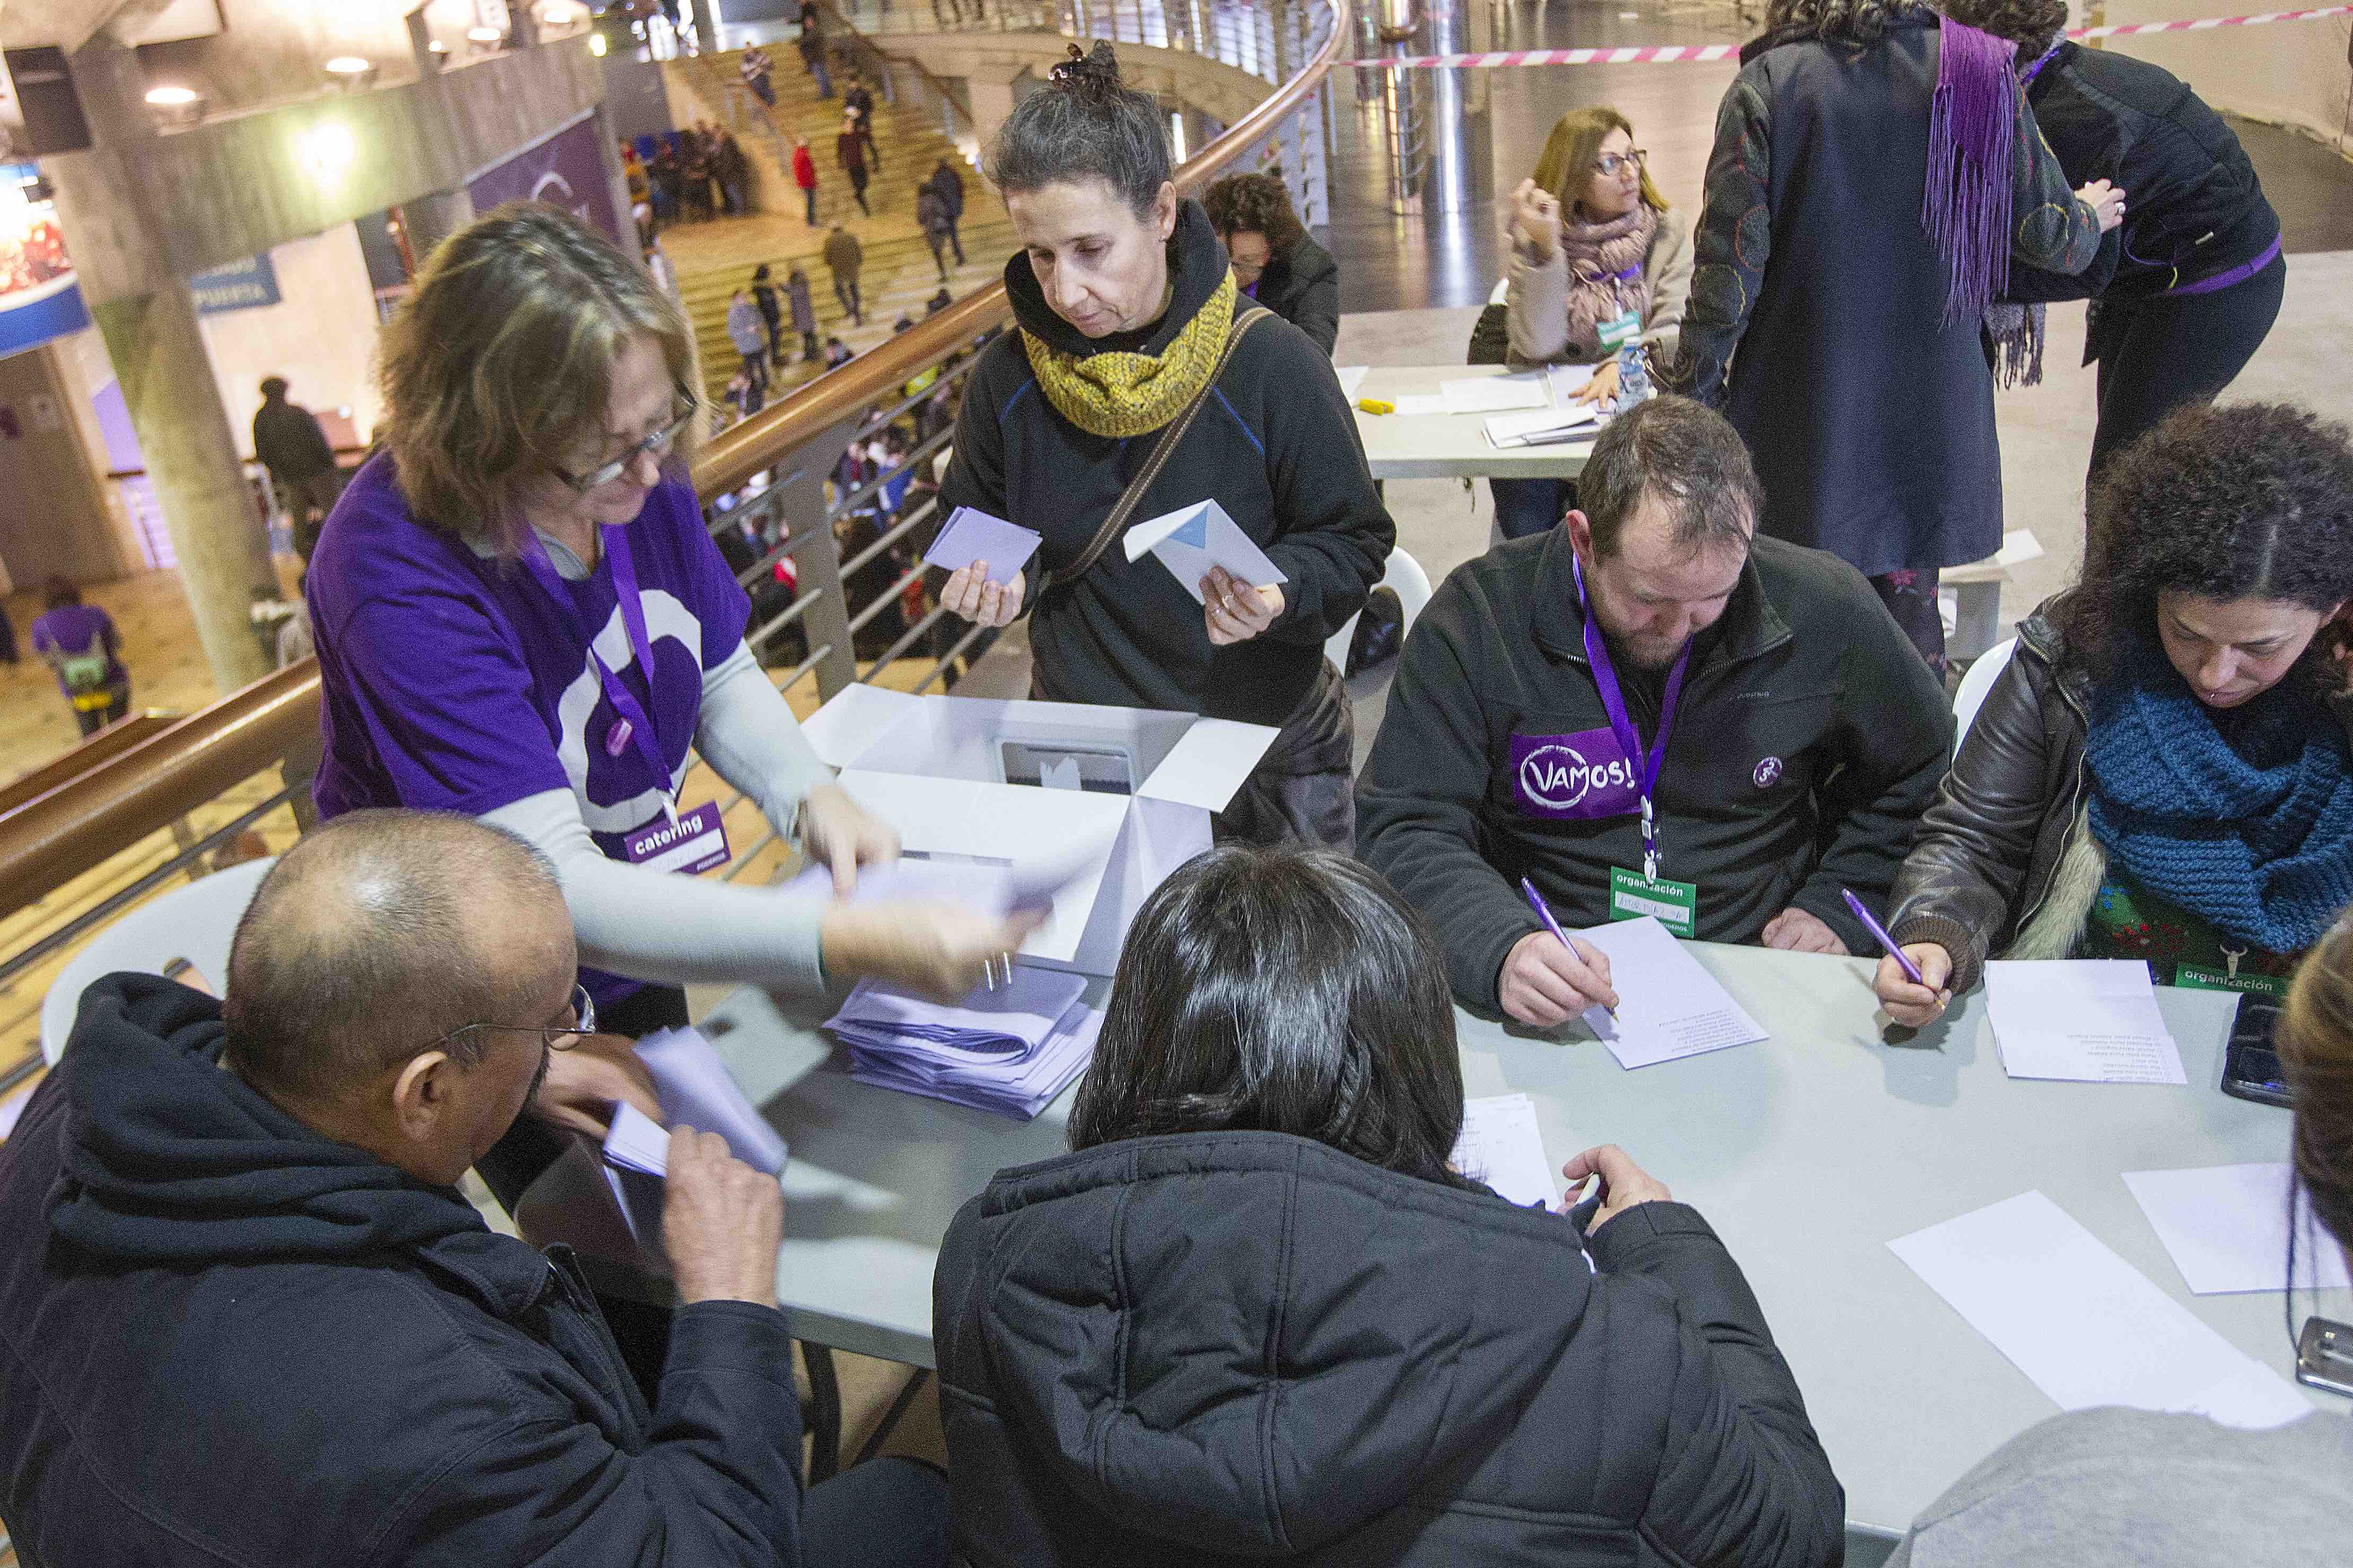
[1951,637,2018,754]
[1326,548,1435,674]
[40,858,276,1066]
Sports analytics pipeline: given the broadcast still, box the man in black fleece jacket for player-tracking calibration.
[0,810,948,1568]
[1358,397,1951,1023]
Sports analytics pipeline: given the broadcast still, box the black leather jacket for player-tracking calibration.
[1887,605,2091,995]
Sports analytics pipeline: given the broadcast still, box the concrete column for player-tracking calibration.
[967,77,1018,152]
[51,34,278,696]
[397,187,478,270]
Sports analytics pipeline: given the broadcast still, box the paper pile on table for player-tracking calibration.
[826,964,1101,1119]
[1484,402,1606,450]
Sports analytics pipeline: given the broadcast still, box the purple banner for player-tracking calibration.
[1511,728,1640,821]
[468,116,624,246]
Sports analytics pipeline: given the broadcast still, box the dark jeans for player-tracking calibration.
[71,685,130,737]
[2087,251,2286,480]
[923,231,949,279]
[835,277,862,322]
[805,1457,950,1568]
[1870,566,1946,677]
[1490,475,1576,541]
[847,174,870,217]
[1212,661,1358,850]
[802,184,818,225]
[942,218,965,264]
[801,329,821,361]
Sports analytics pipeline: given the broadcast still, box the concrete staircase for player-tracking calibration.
[658,46,1018,400]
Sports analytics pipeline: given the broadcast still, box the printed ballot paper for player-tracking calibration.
[1484,403,1605,451]
[2122,1162,2353,1296]
[826,965,1100,1119]
[1452,1094,1557,1208]
[599,1025,788,1242]
[1985,960,2187,1085]
[1888,1190,2314,1429]
[1568,916,1768,1069]
[1123,501,1288,603]
[922,507,1042,586]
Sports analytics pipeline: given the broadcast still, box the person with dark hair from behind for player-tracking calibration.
[1888,919,2353,1566]
[1671,0,2121,674]
[253,374,347,560]
[935,844,1845,1566]
[924,156,967,264]
[1876,402,2353,1026]
[1358,395,1951,1024]
[0,810,951,1567]
[935,43,1393,848]
[31,577,130,736]
[1200,169,1339,356]
[1941,0,2285,482]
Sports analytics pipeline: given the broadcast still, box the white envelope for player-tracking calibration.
[1122,500,1289,603]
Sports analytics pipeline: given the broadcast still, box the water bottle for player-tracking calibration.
[1615,343,1651,411]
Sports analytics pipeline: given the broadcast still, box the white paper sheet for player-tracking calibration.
[1545,362,1599,402]
[1452,1094,1556,1208]
[633,1026,789,1174]
[602,1100,672,1177]
[1566,916,1769,1069]
[2123,1163,2353,1295]
[1994,528,2044,568]
[1438,373,1553,412]
[1985,960,2188,1085]
[1888,1190,2313,1429]
[1335,365,1369,401]
[1121,500,1289,601]
[1483,404,1605,449]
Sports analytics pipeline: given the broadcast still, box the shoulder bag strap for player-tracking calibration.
[1038,305,1271,598]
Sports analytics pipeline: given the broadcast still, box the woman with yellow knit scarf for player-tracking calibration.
[935,43,1394,848]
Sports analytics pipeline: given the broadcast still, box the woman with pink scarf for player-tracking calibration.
[1491,109,1691,540]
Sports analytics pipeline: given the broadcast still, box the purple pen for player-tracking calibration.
[1841,888,1925,986]
[1521,877,1617,1019]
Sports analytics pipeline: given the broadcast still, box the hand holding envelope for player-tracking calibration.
[1121,501,1290,646]
[927,507,1040,628]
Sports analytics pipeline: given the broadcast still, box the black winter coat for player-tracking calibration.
[935,1131,1845,1567]
[0,975,807,1567]
[1251,234,1340,356]
[253,396,337,484]
[940,200,1391,728]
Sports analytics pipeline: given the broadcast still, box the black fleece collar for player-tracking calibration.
[1527,525,1790,670]
[1002,197,1230,359]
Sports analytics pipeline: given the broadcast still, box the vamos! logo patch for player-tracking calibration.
[1511,730,1638,820]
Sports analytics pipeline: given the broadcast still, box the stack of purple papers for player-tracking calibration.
[824,965,1101,1120]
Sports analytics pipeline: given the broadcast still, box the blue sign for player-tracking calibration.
[0,160,87,356]
[190,252,281,314]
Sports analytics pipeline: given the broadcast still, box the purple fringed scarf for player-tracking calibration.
[1922,20,2021,329]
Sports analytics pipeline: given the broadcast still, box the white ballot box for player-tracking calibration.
[800,687,1280,975]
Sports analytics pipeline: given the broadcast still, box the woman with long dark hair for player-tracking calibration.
[1673,0,2122,672]
[934,845,1844,1566]
[1877,402,2353,1024]
[933,44,1392,848]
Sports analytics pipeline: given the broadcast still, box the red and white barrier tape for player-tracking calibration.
[1336,4,2352,68]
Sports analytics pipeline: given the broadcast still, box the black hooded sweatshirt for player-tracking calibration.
[938,199,1392,729]
[0,973,805,1567]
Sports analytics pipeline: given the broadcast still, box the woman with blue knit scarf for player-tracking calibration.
[1874,402,2353,1027]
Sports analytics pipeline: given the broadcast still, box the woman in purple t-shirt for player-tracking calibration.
[305,206,1040,1207]
[31,579,130,738]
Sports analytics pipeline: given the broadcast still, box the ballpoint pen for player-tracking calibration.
[1520,877,1617,1020]
[1841,888,1926,986]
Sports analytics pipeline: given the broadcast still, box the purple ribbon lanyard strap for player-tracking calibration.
[523,525,679,824]
[1573,554,1688,880]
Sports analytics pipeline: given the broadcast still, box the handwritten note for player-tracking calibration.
[1452,1094,1556,1208]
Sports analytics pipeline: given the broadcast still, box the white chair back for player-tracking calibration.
[1326,548,1435,674]
[1951,638,2018,753]
[40,858,276,1066]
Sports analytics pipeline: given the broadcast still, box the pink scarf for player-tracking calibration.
[1555,204,1657,361]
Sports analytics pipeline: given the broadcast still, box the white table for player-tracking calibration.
[1350,364,1597,481]
[550,947,2348,1546]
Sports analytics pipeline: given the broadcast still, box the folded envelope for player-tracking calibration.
[1122,501,1288,603]
[923,507,1043,585]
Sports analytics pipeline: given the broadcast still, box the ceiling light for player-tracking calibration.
[323,56,370,74]
[588,31,608,55]
[145,84,198,105]
[468,25,504,42]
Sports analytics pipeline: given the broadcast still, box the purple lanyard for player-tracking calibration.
[1574,553,1689,879]
[522,524,680,825]
[2018,42,2062,88]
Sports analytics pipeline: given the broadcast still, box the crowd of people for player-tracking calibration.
[2,5,2347,1566]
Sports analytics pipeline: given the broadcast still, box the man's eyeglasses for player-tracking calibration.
[413,984,597,1061]
[1594,149,1649,179]
[551,392,699,494]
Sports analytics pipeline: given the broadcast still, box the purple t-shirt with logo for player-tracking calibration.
[306,452,750,1000]
[31,604,126,697]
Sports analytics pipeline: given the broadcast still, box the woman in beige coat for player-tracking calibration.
[1492,107,1691,539]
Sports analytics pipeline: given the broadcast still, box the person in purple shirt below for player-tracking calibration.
[31,578,130,737]
[305,203,1040,1219]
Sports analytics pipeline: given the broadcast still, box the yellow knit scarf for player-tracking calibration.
[1020,271,1238,439]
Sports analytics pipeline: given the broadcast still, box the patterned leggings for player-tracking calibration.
[1870,567,1945,678]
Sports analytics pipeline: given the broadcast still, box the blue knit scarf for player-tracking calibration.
[2084,662,2353,954]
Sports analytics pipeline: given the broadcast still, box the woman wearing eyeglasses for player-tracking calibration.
[306,204,1039,1188]
[1490,109,1690,541]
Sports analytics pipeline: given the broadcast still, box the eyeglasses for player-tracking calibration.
[412,983,597,1061]
[551,391,699,494]
[1593,149,1649,179]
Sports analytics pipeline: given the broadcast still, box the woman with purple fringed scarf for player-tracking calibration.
[1947,0,2286,486]
[1668,0,2123,677]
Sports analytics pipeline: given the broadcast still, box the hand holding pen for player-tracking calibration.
[1498,878,1621,1029]
[1844,888,1954,1028]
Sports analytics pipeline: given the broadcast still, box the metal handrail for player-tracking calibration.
[0,0,1350,922]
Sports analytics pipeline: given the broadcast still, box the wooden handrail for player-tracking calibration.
[0,0,1350,920]
[0,714,180,822]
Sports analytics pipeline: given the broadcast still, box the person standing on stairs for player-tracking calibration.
[836,112,872,217]
[751,264,785,368]
[824,224,865,325]
[739,42,777,128]
[796,0,832,99]
[926,157,967,265]
[727,288,770,402]
[844,74,876,153]
[916,182,954,284]
[792,135,819,226]
[787,264,819,361]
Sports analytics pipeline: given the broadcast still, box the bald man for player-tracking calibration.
[0,810,949,1568]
